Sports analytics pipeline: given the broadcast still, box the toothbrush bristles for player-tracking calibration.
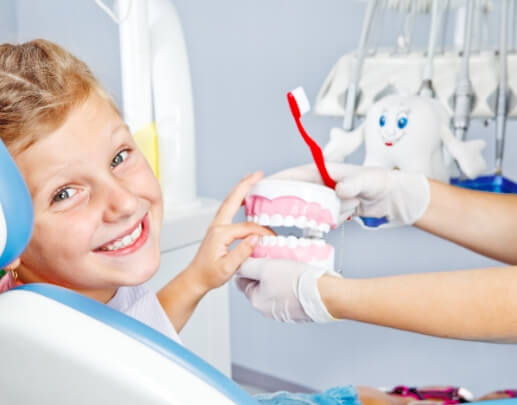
[291,87,311,116]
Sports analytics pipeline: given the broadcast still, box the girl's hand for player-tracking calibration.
[185,172,274,295]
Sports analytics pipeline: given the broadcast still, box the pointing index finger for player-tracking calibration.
[211,171,263,225]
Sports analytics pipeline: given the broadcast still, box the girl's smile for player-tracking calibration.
[94,213,150,256]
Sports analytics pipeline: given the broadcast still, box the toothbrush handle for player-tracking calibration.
[287,93,337,189]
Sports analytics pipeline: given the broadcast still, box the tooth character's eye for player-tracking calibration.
[379,115,386,127]
[397,116,408,129]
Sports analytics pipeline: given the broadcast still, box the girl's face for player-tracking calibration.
[14,93,163,302]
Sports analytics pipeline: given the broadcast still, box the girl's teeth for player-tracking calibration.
[131,224,142,239]
[102,222,142,251]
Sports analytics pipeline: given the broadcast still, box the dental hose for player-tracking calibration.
[343,0,378,131]
[495,0,509,175]
[452,0,475,144]
[418,0,443,97]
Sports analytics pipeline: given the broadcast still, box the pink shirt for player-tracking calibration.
[0,271,20,293]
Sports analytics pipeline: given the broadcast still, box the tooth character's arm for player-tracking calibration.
[439,123,487,179]
[323,124,365,162]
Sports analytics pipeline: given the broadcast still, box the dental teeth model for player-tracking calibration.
[245,179,340,270]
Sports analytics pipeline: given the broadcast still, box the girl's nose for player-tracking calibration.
[102,180,139,223]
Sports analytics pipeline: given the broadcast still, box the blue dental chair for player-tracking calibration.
[1,138,517,405]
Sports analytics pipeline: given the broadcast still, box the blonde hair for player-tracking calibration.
[0,39,115,153]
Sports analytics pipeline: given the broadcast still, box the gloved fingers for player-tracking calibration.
[338,212,353,224]
[335,173,375,199]
[234,275,258,296]
[340,197,359,213]
[325,162,365,180]
[237,257,267,281]
[336,198,359,224]
[269,162,362,185]
[269,163,324,184]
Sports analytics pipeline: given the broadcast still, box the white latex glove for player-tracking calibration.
[271,163,430,227]
[235,258,341,323]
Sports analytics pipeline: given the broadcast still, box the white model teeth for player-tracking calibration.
[259,236,328,247]
[101,223,142,251]
[270,214,283,227]
[248,213,330,234]
[299,238,310,247]
[258,214,269,226]
[294,216,307,228]
[318,223,330,233]
[286,236,297,248]
[284,216,294,227]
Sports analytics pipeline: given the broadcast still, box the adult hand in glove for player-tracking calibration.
[270,163,430,227]
[235,258,341,323]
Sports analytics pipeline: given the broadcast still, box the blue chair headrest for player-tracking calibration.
[0,139,33,268]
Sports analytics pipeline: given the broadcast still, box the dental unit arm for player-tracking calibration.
[342,0,379,132]
[451,0,475,146]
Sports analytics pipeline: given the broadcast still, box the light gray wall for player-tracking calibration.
[0,1,17,43]
[15,0,122,109]
[6,0,517,395]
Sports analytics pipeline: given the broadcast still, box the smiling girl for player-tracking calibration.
[0,39,271,340]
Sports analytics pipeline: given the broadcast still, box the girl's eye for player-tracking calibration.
[379,115,386,127]
[52,187,77,203]
[111,150,129,168]
[397,116,408,129]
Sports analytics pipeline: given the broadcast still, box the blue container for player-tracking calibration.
[451,174,517,194]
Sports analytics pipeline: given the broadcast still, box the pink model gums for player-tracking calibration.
[245,179,339,270]
[246,195,335,232]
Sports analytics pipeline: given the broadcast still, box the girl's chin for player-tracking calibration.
[121,259,160,286]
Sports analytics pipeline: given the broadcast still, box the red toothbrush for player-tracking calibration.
[287,87,337,189]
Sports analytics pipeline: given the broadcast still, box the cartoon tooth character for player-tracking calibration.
[323,94,487,182]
